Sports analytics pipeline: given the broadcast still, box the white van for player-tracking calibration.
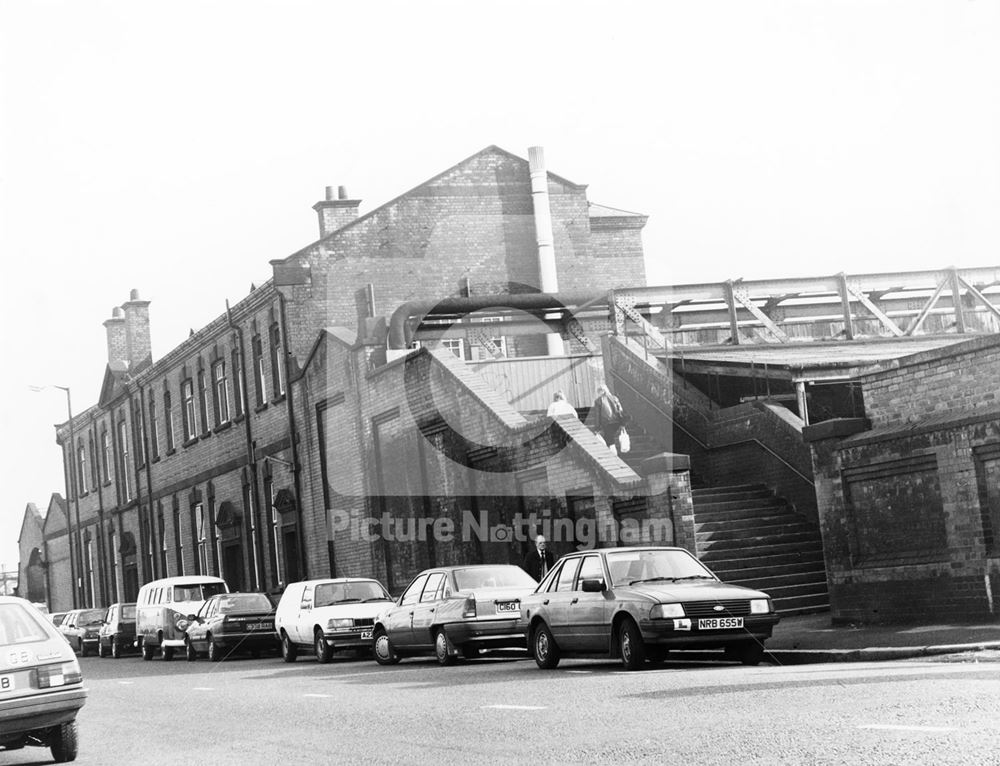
[135,575,228,661]
[274,578,393,663]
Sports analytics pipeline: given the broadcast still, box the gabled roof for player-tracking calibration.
[98,360,132,408]
[588,202,646,218]
[281,144,589,261]
[42,494,67,533]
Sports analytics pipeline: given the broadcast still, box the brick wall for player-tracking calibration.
[861,334,1000,428]
[808,414,1000,624]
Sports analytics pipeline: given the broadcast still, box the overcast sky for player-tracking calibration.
[2,0,999,572]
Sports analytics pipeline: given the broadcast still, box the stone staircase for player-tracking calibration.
[693,484,829,615]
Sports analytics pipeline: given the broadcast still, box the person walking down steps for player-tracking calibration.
[593,383,628,455]
[546,390,579,419]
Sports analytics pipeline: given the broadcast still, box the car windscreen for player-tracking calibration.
[314,581,390,607]
[174,582,227,602]
[121,604,137,620]
[606,550,715,587]
[78,609,105,625]
[452,567,537,591]
[216,594,273,614]
[0,603,51,645]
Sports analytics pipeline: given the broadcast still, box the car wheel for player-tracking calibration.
[618,617,646,671]
[49,719,78,763]
[161,643,174,662]
[281,632,297,663]
[140,639,154,661]
[373,629,400,666]
[78,638,87,658]
[434,629,456,666]
[730,641,765,666]
[314,629,333,663]
[207,635,221,662]
[111,637,121,659]
[186,638,197,662]
[98,640,108,658]
[532,622,560,669]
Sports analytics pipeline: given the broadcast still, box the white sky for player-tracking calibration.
[2,0,999,571]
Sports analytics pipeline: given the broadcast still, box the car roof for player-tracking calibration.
[418,564,525,574]
[139,575,227,587]
[563,546,687,557]
[291,578,384,586]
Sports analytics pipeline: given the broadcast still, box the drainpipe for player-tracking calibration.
[277,291,308,580]
[138,384,158,579]
[528,146,564,357]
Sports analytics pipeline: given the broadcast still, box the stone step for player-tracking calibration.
[742,580,829,601]
[700,538,824,561]
[692,504,801,524]
[709,557,826,581]
[695,516,816,537]
[692,483,769,497]
[698,529,821,551]
[691,497,789,514]
[772,592,831,615]
[691,488,774,504]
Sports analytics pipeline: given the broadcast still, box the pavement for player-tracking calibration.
[763,611,1000,665]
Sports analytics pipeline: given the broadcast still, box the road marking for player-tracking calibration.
[482,705,547,711]
[859,725,957,733]
[304,693,333,698]
[117,681,134,685]
[191,687,214,691]
[566,670,590,674]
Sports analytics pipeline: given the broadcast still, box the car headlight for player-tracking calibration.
[327,618,353,630]
[175,618,190,632]
[749,599,771,614]
[650,603,684,619]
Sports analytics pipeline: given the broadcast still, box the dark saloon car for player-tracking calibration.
[97,602,137,658]
[373,565,538,666]
[519,546,780,670]
[0,596,87,762]
[184,592,278,662]
[58,608,106,657]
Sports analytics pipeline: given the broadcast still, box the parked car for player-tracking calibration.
[0,596,87,762]
[275,578,393,663]
[97,602,137,658]
[49,612,68,628]
[184,592,278,662]
[373,565,538,666]
[519,546,781,670]
[59,608,106,657]
[136,575,228,661]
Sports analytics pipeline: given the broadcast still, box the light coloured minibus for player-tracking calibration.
[135,576,228,660]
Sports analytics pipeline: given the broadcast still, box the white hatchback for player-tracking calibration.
[274,578,393,663]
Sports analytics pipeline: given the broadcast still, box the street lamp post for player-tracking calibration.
[31,384,81,609]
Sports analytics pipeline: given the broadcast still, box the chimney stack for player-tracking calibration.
[313,185,361,238]
[103,307,127,366]
[122,288,152,367]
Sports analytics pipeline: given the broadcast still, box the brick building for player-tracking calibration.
[31,145,673,609]
[804,334,1000,623]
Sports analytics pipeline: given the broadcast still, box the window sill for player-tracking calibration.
[255,403,269,414]
[166,448,176,457]
[152,456,161,464]
[233,414,246,424]
[199,431,212,440]
[214,421,233,435]
[270,394,286,405]
[102,480,112,488]
[182,437,199,449]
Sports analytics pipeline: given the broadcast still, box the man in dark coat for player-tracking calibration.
[593,383,626,453]
[522,535,555,581]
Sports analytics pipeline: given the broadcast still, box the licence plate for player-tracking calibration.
[495,600,519,615]
[246,622,272,631]
[0,675,14,693]
[698,617,743,630]
[360,630,373,640]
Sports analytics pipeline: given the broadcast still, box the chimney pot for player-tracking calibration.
[338,185,348,200]
[325,186,336,201]
[111,306,124,319]
[129,288,141,301]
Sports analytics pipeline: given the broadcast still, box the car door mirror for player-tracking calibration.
[186,614,197,621]
[580,578,606,593]
[302,602,312,611]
